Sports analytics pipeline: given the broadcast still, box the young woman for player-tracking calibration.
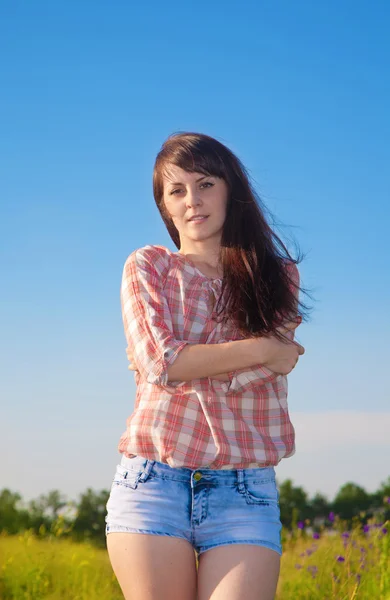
[105,132,308,600]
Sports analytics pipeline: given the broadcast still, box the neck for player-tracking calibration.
[178,240,221,269]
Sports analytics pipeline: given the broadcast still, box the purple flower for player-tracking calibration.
[356,574,361,583]
[306,549,314,556]
[297,521,305,529]
[382,527,388,535]
[313,532,320,539]
[363,524,370,533]
[342,532,350,538]
[336,555,345,562]
[307,565,318,578]
[386,496,390,504]
[329,511,335,522]
[295,564,303,569]
[360,547,366,553]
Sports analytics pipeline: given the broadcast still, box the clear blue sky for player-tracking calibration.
[1,1,389,502]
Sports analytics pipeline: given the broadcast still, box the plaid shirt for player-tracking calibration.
[118,244,299,470]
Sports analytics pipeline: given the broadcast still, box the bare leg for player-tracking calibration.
[107,533,197,600]
[197,544,280,600]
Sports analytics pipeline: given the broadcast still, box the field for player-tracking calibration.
[0,520,388,599]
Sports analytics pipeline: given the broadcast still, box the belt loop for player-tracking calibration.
[138,459,155,482]
[236,469,245,493]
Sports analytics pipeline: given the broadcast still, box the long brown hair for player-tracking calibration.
[153,132,312,341]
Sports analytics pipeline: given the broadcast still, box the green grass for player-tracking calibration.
[0,533,122,600]
[276,521,389,599]
[0,520,388,599]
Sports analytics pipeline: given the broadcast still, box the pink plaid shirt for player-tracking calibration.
[118,244,299,470]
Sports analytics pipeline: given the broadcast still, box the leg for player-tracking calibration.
[197,544,280,600]
[107,532,197,600]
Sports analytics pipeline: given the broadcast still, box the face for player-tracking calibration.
[162,164,229,254]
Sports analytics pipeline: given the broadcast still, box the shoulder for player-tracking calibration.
[123,245,174,278]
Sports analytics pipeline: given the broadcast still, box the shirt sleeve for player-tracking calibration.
[120,249,188,387]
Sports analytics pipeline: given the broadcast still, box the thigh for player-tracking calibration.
[107,533,197,600]
[197,544,280,600]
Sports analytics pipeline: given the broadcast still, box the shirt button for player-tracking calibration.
[193,472,202,481]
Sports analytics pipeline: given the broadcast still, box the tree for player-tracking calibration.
[0,489,29,534]
[332,482,371,520]
[306,492,331,522]
[277,479,309,528]
[72,488,110,544]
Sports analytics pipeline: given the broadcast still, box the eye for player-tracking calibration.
[200,182,214,189]
[170,188,183,195]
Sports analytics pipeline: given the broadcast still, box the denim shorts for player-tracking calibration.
[105,455,282,557]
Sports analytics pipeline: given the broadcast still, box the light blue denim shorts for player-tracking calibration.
[105,455,282,557]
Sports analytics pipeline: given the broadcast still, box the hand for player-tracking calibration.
[258,318,305,375]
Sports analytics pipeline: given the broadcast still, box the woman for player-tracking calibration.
[105,132,308,600]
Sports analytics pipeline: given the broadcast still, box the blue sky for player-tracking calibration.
[1,1,389,502]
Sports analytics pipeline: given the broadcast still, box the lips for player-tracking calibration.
[188,215,209,222]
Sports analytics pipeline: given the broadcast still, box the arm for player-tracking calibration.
[166,337,267,382]
[121,248,269,384]
[123,250,301,384]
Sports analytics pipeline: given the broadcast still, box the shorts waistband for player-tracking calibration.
[120,454,276,485]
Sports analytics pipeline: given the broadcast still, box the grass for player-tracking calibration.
[0,518,388,599]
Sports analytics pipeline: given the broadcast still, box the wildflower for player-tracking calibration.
[341,531,350,539]
[363,524,370,533]
[295,564,303,569]
[307,565,318,578]
[306,549,314,556]
[382,527,388,535]
[385,496,390,504]
[297,521,305,529]
[336,555,345,562]
[356,574,361,583]
[328,511,335,522]
[313,532,320,539]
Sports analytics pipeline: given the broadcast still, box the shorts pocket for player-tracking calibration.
[112,464,144,490]
[242,476,279,506]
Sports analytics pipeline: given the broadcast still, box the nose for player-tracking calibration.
[186,187,202,208]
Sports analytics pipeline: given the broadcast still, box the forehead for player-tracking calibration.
[162,164,209,186]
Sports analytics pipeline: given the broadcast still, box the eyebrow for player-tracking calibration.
[167,175,211,186]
